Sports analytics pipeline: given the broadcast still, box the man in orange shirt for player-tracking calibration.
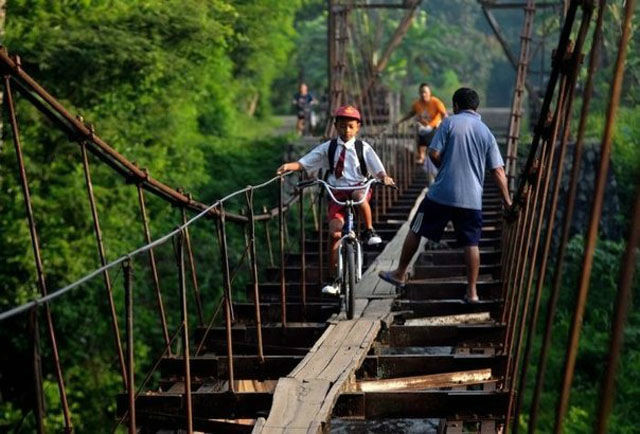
[396,83,448,166]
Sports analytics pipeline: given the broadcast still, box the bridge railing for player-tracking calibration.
[0,47,416,431]
[500,1,638,433]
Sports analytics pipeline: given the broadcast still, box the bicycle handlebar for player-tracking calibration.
[297,178,397,206]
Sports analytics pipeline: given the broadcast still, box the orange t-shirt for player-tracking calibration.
[412,96,447,128]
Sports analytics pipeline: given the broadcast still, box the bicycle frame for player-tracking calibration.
[336,203,363,283]
[298,178,378,284]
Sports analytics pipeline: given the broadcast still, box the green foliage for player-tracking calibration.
[230,0,302,117]
[521,235,640,433]
[381,5,503,107]
[0,0,301,429]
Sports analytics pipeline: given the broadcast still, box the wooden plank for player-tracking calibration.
[317,320,378,382]
[362,299,394,318]
[291,321,354,380]
[404,312,492,326]
[352,369,493,392]
[260,378,331,431]
[314,320,381,424]
[254,188,428,433]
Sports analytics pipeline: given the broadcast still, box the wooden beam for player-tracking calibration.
[352,369,493,392]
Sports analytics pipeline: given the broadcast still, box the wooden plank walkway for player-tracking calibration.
[254,188,427,433]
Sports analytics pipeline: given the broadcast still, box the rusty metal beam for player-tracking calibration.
[334,390,508,419]
[194,323,328,350]
[479,1,562,8]
[117,392,273,420]
[0,49,301,225]
[553,0,636,431]
[160,355,304,379]
[595,186,640,434]
[388,324,506,347]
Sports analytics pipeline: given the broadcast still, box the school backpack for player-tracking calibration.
[327,138,368,177]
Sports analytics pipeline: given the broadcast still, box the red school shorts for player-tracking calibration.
[327,188,373,222]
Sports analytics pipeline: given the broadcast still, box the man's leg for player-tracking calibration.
[386,230,421,282]
[464,245,480,301]
[456,207,483,301]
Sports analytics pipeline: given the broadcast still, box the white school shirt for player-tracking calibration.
[297,137,386,187]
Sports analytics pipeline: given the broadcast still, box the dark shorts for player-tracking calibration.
[410,197,483,246]
[417,127,436,148]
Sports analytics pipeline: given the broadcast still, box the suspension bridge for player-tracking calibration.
[0,0,637,433]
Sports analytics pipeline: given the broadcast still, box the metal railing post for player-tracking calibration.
[216,205,236,392]
[4,75,73,432]
[279,176,288,327]
[553,2,635,431]
[529,1,605,427]
[246,188,265,362]
[595,187,640,434]
[176,231,194,432]
[136,184,172,353]
[80,141,128,387]
[123,260,136,434]
[318,188,325,286]
[29,306,45,434]
[299,187,307,319]
[263,206,275,267]
[182,207,205,326]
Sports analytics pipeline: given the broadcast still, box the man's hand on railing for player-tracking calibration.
[503,204,518,223]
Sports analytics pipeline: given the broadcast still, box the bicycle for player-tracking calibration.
[297,178,396,319]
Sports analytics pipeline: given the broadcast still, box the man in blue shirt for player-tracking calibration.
[379,88,512,302]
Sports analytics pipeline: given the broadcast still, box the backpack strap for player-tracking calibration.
[327,138,338,175]
[355,139,368,177]
[327,138,368,177]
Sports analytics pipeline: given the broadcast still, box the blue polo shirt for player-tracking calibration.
[427,110,504,210]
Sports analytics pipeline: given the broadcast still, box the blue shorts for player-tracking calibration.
[410,197,483,246]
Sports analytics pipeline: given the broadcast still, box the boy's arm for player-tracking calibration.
[375,171,395,186]
[363,143,395,185]
[277,141,330,176]
[277,162,303,175]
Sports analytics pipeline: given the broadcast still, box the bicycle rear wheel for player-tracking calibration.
[345,242,357,319]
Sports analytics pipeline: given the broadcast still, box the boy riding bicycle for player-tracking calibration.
[276,105,395,295]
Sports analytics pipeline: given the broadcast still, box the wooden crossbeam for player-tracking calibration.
[352,368,493,392]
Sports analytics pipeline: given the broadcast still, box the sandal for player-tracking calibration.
[378,271,406,289]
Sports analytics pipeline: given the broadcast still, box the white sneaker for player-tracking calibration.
[321,282,341,296]
[362,229,382,246]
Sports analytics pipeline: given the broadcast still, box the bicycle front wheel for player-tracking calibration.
[345,242,357,320]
